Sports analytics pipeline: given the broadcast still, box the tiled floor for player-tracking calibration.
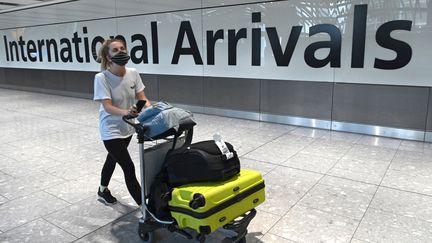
[1,88,432,242]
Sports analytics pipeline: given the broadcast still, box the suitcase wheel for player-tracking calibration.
[138,229,154,243]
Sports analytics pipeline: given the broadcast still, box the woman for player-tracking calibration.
[93,38,151,205]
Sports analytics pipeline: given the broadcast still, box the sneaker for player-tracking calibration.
[98,188,117,204]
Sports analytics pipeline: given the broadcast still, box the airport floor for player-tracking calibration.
[1,88,432,243]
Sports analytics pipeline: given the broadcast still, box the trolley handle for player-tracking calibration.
[122,100,148,143]
[122,115,149,143]
[122,115,142,129]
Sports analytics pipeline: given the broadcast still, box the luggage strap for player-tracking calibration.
[213,133,234,160]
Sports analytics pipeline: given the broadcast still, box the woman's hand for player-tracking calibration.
[136,91,151,107]
[127,105,139,118]
[101,99,140,118]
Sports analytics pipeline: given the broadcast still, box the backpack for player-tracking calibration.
[164,138,241,187]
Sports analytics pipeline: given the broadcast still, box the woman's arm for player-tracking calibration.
[101,99,131,116]
[136,91,151,107]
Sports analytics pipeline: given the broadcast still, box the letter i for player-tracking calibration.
[83,27,90,63]
[252,12,261,66]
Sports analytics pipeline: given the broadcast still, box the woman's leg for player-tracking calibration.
[103,136,142,205]
[100,154,116,187]
[100,136,132,187]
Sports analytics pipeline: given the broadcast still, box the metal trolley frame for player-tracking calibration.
[122,116,255,243]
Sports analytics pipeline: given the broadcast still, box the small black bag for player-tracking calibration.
[164,140,240,186]
[147,170,172,221]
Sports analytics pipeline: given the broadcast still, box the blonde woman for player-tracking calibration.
[93,38,151,205]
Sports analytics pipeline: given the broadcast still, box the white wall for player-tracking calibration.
[0,0,431,86]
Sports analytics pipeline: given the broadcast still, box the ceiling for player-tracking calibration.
[0,0,429,30]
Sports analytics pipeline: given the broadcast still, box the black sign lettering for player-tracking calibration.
[46,39,59,62]
[251,12,262,66]
[130,34,148,64]
[304,24,341,68]
[172,21,203,65]
[228,28,247,65]
[18,36,27,62]
[0,5,415,71]
[37,39,45,61]
[351,4,367,68]
[151,21,159,64]
[26,40,37,62]
[91,36,104,61]
[374,20,413,70]
[60,38,73,62]
[206,29,224,65]
[266,26,302,66]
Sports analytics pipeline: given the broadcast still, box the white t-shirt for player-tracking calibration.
[93,67,145,141]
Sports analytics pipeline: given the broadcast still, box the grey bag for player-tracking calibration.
[137,101,194,139]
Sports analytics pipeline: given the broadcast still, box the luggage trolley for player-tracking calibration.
[122,114,256,243]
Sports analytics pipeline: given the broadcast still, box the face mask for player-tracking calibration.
[110,51,130,66]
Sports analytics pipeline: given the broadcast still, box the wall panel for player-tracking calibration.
[203,77,260,112]
[261,79,333,120]
[332,83,429,130]
[140,74,159,101]
[158,75,203,106]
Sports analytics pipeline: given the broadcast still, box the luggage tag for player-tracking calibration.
[213,133,234,160]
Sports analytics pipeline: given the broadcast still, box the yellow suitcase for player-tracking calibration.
[168,169,265,234]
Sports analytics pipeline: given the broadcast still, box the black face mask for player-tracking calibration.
[110,51,130,66]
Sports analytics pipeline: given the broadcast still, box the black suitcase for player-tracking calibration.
[164,140,240,186]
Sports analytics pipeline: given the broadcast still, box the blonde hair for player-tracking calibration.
[97,38,126,71]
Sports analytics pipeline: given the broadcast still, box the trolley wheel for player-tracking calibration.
[138,229,155,243]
